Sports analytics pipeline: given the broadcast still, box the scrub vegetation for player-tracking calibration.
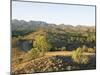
[11,19,96,75]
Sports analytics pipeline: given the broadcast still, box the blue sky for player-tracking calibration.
[12,1,95,26]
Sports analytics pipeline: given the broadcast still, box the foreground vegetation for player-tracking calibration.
[11,19,96,75]
[12,49,95,75]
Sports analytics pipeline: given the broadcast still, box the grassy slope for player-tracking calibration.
[12,51,95,75]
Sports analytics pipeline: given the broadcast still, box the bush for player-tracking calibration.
[54,47,58,51]
[81,56,89,64]
[57,48,61,51]
[61,47,66,51]
[88,48,95,53]
[82,45,88,52]
[26,48,41,61]
[72,47,89,64]
[16,57,23,64]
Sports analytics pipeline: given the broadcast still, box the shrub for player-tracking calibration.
[61,47,66,51]
[26,48,41,61]
[82,45,88,52]
[72,47,89,64]
[54,47,58,51]
[16,57,23,64]
[88,48,95,53]
[81,56,89,64]
[58,48,61,51]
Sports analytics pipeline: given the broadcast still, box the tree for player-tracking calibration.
[33,35,51,55]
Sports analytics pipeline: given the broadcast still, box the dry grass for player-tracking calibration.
[45,51,95,57]
[45,51,72,56]
[11,51,96,75]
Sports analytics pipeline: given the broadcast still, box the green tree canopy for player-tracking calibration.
[33,35,51,55]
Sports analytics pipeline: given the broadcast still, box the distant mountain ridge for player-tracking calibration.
[12,19,95,36]
[12,19,95,27]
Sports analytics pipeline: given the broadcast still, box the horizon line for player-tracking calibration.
[12,18,95,26]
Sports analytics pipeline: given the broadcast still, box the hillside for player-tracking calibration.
[12,19,95,36]
[12,51,95,75]
[11,19,96,75]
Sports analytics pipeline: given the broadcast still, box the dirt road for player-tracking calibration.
[45,51,95,56]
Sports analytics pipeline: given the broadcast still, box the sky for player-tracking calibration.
[12,1,95,26]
